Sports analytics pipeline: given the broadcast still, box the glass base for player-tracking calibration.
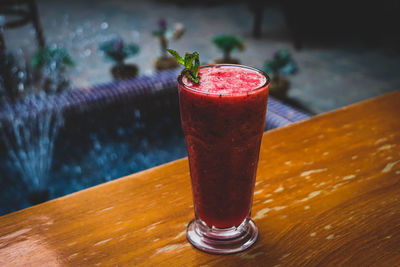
[186,218,258,254]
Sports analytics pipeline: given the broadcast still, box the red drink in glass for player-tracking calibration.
[178,64,270,254]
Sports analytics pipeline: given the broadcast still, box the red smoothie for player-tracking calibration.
[179,65,269,228]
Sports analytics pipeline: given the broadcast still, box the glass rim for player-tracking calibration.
[178,64,270,96]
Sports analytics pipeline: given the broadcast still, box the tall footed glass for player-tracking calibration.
[178,64,270,254]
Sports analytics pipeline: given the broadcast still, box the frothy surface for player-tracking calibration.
[182,66,266,94]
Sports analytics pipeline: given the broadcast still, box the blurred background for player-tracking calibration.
[1,0,399,215]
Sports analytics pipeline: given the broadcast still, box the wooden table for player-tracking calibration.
[1,91,399,266]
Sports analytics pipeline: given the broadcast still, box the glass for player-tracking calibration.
[178,64,270,254]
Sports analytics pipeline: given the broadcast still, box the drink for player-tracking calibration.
[178,64,270,254]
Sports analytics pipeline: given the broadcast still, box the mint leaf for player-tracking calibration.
[167,49,184,65]
[191,75,199,83]
[191,52,200,78]
[184,52,194,69]
[183,70,197,83]
[168,49,200,84]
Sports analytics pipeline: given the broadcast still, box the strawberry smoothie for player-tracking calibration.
[179,64,269,229]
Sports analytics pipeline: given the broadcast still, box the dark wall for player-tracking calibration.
[282,1,400,47]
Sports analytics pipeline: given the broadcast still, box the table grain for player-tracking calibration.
[1,91,399,266]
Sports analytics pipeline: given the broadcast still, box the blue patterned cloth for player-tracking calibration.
[265,97,310,130]
[0,68,310,128]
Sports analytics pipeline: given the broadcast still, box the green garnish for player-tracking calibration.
[167,49,200,83]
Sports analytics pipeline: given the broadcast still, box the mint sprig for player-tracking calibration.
[167,49,200,83]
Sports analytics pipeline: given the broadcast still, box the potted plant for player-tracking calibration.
[152,19,185,71]
[99,38,140,80]
[212,34,245,64]
[32,47,74,93]
[263,49,298,99]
